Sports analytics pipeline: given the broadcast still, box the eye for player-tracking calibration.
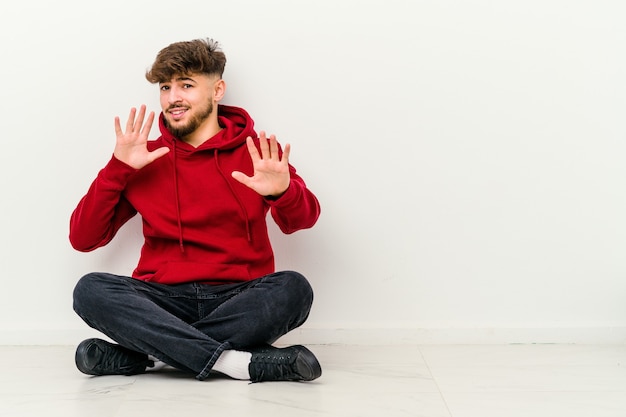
[160,85,170,91]
[183,83,193,89]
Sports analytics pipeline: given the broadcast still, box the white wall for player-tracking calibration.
[0,0,624,345]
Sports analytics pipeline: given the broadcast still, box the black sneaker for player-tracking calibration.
[75,338,154,376]
[248,345,322,382]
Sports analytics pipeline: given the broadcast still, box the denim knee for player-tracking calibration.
[73,273,91,311]
[72,272,114,318]
[282,270,314,306]
[273,271,314,322]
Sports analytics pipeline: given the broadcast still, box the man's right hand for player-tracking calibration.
[113,105,170,169]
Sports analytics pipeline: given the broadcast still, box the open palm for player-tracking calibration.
[232,131,291,198]
[113,105,169,169]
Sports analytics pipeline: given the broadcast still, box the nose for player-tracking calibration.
[167,86,182,105]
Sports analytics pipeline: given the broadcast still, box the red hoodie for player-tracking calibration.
[69,105,320,285]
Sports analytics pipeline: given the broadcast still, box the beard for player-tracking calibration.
[165,100,214,138]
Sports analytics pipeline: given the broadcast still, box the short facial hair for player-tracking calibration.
[165,100,214,139]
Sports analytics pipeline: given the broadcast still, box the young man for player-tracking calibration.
[70,38,322,382]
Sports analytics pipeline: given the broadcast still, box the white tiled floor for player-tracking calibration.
[0,344,625,417]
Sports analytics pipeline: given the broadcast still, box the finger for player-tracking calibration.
[134,105,147,133]
[114,116,123,137]
[258,131,270,159]
[140,111,155,137]
[125,107,137,133]
[245,136,261,161]
[281,143,291,164]
[268,134,279,160]
[147,146,170,163]
[231,170,252,187]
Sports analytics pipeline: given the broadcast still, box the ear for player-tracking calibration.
[213,79,226,102]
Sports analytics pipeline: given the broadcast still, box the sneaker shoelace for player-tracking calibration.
[250,352,300,382]
[98,345,153,374]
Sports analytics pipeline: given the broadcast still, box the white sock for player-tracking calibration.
[212,350,252,380]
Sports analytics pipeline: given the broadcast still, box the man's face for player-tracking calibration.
[159,73,217,138]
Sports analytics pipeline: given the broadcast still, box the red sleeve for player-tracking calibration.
[69,155,139,252]
[266,164,321,234]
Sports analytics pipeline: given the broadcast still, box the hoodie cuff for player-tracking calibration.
[264,181,298,206]
[98,154,139,190]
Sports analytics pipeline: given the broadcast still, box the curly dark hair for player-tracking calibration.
[145,38,226,83]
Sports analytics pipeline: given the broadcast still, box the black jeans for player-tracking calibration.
[72,271,313,380]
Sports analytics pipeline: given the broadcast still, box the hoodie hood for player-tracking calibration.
[158,104,257,151]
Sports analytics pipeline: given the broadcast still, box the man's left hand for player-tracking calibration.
[231,131,291,198]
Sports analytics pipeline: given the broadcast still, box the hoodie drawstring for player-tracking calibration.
[172,140,185,252]
[213,149,252,242]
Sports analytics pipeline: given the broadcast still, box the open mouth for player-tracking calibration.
[168,107,188,121]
